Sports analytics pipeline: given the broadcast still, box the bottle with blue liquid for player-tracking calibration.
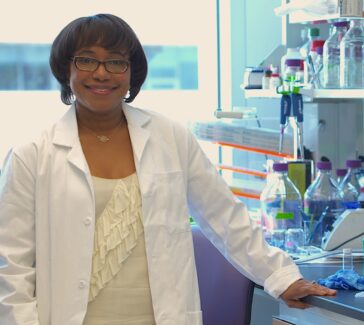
[260,162,302,250]
[340,159,362,209]
[304,161,344,247]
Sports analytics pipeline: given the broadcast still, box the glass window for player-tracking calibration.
[0,44,198,91]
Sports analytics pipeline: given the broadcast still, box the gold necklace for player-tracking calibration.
[79,118,124,143]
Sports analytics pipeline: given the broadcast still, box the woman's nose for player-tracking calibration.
[92,63,111,80]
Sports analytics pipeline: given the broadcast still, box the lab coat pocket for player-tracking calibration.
[186,311,203,325]
[152,170,190,233]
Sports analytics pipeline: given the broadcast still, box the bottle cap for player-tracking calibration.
[310,40,326,51]
[285,59,302,67]
[346,159,362,168]
[336,168,348,177]
[273,162,288,172]
[317,161,332,170]
[333,21,349,28]
[309,27,320,37]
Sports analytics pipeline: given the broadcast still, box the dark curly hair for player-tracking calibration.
[49,13,147,105]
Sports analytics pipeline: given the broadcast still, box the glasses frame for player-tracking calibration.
[71,56,130,74]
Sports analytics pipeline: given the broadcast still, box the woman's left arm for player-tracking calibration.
[182,128,335,303]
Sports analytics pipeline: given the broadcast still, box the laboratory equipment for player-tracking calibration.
[283,59,302,88]
[260,162,303,249]
[300,27,320,59]
[278,92,304,160]
[307,40,325,88]
[323,21,349,88]
[340,20,364,89]
[322,209,364,251]
[243,67,264,89]
[341,177,359,210]
[304,161,344,247]
[342,159,362,192]
[280,48,303,77]
[342,248,354,270]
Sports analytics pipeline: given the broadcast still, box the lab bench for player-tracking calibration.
[252,259,364,325]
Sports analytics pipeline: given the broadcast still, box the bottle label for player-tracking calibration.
[276,212,294,220]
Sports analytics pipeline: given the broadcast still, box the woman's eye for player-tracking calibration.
[109,60,124,66]
[79,57,95,64]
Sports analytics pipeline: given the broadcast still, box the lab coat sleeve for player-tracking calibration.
[185,130,302,299]
[0,148,40,324]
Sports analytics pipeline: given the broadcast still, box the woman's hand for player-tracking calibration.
[280,279,336,309]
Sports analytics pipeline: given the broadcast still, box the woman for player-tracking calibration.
[0,13,335,325]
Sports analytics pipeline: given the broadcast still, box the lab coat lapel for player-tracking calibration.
[122,103,151,165]
[52,105,90,175]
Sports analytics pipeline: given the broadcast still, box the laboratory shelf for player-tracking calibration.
[228,178,265,201]
[300,88,364,99]
[273,2,363,24]
[289,12,363,24]
[243,86,364,100]
[216,141,294,159]
[241,86,281,99]
[216,164,267,179]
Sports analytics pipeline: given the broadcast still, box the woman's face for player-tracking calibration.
[69,46,131,115]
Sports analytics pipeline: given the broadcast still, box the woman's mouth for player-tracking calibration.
[86,85,117,95]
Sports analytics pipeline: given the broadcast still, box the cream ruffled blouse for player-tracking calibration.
[83,173,155,325]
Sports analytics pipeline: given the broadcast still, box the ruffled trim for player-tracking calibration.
[89,174,144,301]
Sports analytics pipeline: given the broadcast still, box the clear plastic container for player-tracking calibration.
[304,40,325,86]
[269,73,282,89]
[340,160,361,209]
[281,48,303,76]
[283,59,302,90]
[300,27,320,60]
[323,21,349,88]
[260,162,303,249]
[343,159,362,193]
[313,46,324,87]
[304,161,344,247]
[342,248,353,270]
[340,20,364,89]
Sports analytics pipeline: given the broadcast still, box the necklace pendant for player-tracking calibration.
[97,135,110,142]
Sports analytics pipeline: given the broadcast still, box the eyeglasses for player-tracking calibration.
[71,56,130,74]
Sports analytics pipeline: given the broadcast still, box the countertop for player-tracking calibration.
[298,259,364,321]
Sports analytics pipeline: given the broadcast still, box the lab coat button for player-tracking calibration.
[84,217,92,226]
[79,280,86,289]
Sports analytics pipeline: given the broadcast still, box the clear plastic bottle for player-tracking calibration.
[342,248,354,270]
[283,59,302,90]
[300,27,320,60]
[313,46,324,87]
[340,20,364,89]
[336,168,348,186]
[260,162,303,249]
[281,48,303,77]
[304,40,325,86]
[304,161,344,247]
[343,159,362,193]
[340,160,361,209]
[323,21,349,88]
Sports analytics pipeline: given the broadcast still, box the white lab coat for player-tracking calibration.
[0,103,302,325]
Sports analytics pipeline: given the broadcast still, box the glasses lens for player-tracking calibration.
[75,57,98,71]
[105,60,129,73]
